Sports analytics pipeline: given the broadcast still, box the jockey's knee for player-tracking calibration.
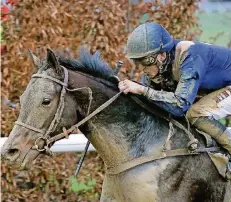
[186,105,209,125]
[186,105,227,138]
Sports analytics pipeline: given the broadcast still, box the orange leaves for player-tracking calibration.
[1,0,202,146]
[1,0,201,200]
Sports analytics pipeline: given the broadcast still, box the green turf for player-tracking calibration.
[197,12,231,46]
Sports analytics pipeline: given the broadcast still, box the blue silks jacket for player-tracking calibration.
[152,39,231,117]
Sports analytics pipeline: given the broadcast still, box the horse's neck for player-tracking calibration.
[68,70,189,168]
[86,97,173,168]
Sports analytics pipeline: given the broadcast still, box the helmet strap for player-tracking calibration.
[158,52,171,74]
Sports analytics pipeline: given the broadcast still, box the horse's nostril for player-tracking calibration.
[7,148,20,158]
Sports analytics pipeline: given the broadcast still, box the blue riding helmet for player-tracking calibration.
[126,22,174,59]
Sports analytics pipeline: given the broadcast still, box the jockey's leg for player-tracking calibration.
[186,86,231,154]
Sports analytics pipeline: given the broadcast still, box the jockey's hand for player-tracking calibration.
[118,79,144,95]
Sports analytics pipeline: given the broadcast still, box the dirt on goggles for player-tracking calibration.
[133,54,158,66]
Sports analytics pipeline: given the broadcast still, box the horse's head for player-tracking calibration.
[1,49,79,169]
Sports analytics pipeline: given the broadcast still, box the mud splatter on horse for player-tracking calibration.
[2,49,231,201]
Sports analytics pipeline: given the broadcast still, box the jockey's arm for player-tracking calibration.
[144,55,206,117]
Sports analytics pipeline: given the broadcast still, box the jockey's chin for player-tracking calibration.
[143,65,159,78]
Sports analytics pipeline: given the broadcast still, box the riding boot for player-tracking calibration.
[216,129,231,155]
[227,157,231,180]
[192,116,231,155]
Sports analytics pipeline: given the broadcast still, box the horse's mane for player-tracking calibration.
[57,48,172,119]
[58,49,119,84]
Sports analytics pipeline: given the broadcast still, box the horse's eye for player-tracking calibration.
[42,98,51,106]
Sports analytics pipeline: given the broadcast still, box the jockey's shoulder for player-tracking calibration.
[175,40,195,53]
[175,39,231,52]
[174,40,214,60]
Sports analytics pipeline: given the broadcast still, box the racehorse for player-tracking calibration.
[2,49,231,202]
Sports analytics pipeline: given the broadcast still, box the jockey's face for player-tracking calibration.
[133,52,166,78]
[139,63,159,78]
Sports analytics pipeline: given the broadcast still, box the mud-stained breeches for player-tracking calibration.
[186,86,231,155]
[186,86,231,123]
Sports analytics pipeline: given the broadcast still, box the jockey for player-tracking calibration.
[119,22,231,155]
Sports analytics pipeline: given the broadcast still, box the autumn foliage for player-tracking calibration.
[1,0,200,201]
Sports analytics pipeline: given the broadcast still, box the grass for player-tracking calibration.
[69,175,96,193]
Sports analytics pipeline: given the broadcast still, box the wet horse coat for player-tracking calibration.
[1,49,231,202]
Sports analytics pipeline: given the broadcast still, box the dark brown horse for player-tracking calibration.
[2,49,231,202]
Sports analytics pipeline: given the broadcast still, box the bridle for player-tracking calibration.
[15,65,122,157]
[15,66,93,155]
[16,66,69,152]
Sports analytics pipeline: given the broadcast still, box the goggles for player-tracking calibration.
[133,54,158,67]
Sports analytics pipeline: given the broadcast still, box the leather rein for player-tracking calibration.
[14,65,221,175]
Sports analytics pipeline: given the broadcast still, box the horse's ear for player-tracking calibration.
[47,48,62,75]
[28,49,41,70]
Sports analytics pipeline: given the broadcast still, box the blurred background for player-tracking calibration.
[1,0,231,201]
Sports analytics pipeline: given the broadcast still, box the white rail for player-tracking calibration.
[0,134,96,153]
[1,128,231,153]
